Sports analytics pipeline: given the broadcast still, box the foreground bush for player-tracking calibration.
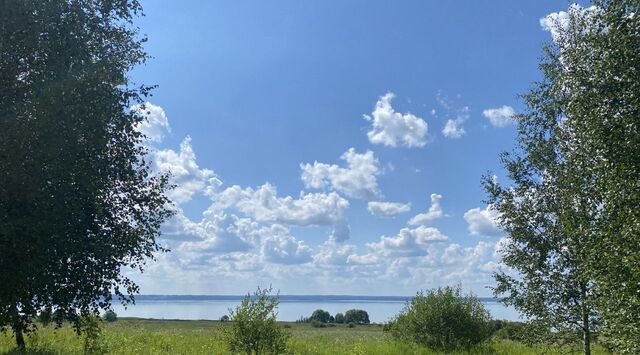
[225,286,290,354]
[389,285,492,351]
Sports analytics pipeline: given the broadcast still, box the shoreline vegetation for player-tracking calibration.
[0,318,609,355]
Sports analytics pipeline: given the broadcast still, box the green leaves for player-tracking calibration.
[0,0,172,349]
[488,1,640,353]
[225,286,290,355]
[389,285,492,351]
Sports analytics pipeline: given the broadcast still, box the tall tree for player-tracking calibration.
[487,1,639,353]
[552,1,640,352]
[0,0,172,349]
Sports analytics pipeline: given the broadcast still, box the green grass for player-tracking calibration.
[0,318,607,354]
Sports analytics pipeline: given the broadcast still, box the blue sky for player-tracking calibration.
[128,1,580,296]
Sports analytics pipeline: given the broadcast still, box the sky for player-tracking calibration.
[126,1,583,296]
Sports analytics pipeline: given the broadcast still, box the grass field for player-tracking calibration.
[0,318,607,354]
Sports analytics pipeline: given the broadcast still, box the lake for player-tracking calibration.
[112,295,522,323]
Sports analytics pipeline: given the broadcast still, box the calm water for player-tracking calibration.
[112,295,522,323]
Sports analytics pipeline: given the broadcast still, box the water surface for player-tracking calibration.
[112,295,522,323]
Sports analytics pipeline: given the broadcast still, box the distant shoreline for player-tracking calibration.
[127,295,501,303]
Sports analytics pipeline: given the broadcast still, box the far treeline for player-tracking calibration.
[0,0,638,354]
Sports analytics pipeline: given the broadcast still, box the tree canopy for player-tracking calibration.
[487,1,639,353]
[0,0,172,349]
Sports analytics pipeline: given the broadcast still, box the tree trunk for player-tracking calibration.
[13,322,25,350]
[581,283,591,355]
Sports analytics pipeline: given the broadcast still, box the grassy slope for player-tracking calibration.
[0,318,606,355]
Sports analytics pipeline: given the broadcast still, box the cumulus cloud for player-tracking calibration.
[483,105,516,127]
[436,94,470,139]
[408,193,444,225]
[364,92,428,148]
[442,117,466,138]
[215,184,349,227]
[212,183,351,242]
[464,205,502,236]
[133,102,171,143]
[261,229,313,265]
[152,137,220,204]
[300,148,381,200]
[367,225,448,257]
[175,211,257,255]
[313,240,357,265]
[367,201,411,218]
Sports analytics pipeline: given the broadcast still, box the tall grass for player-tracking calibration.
[0,319,609,355]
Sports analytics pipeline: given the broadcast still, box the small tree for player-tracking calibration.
[309,309,331,323]
[389,285,492,351]
[102,310,117,323]
[220,315,230,322]
[225,286,290,355]
[334,313,345,324]
[344,309,370,324]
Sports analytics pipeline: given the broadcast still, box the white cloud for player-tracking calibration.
[261,229,313,265]
[436,93,470,139]
[442,106,470,139]
[176,211,257,255]
[212,183,350,242]
[464,205,502,236]
[133,102,171,143]
[367,225,448,257]
[313,240,357,265]
[483,105,516,127]
[364,92,428,148]
[442,118,466,138]
[367,201,411,218]
[408,193,444,225]
[152,137,220,204]
[300,148,381,200]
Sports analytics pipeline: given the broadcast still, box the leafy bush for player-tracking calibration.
[220,315,230,322]
[347,322,355,328]
[311,320,327,328]
[103,310,117,323]
[389,285,492,351]
[490,319,528,342]
[38,307,53,326]
[81,315,108,354]
[309,309,331,323]
[334,313,345,324]
[225,286,290,354]
[344,309,370,324]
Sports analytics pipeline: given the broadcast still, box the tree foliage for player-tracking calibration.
[309,309,331,323]
[487,1,639,353]
[343,309,370,325]
[389,285,492,351]
[0,0,172,349]
[225,286,290,355]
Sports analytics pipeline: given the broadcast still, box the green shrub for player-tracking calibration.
[311,320,327,328]
[490,319,528,341]
[38,307,53,326]
[335,313,345,324]
[309,309,331,323]
[389,285,492,351]
[102,310,117,323]
[81,315,108,354]
[344,309,370,324]
[225,286,290,354]
[347,322,355,328]
[220,315,230,322]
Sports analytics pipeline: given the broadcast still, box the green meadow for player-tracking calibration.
[0,318,608,355]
